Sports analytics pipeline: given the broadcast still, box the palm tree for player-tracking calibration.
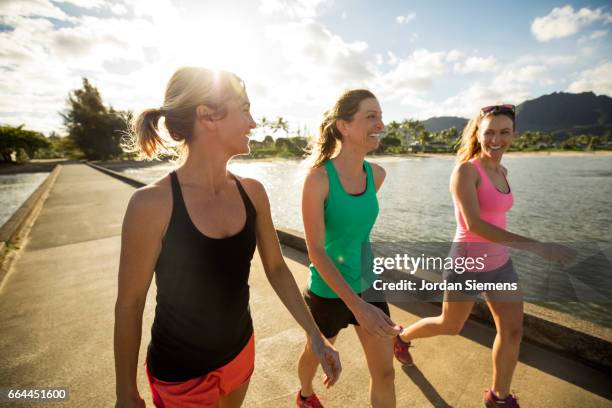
[271,116,289,136]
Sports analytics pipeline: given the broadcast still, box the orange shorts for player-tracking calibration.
[145,334,255,408]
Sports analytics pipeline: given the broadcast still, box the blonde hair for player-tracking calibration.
[456,110,515,163]
[307,89,377,168]
[129,67,246,159]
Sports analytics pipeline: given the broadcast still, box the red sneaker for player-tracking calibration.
[484,389,520,408]
[393,330,413,366]
[296,390,324,408]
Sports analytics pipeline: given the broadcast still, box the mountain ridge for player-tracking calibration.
[422,92,612,138]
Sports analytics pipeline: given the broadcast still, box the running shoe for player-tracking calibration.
[393,329,414,366]
[296,390,324,408]
[483,389,520,408]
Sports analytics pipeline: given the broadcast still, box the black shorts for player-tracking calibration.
[303,288,390,339]
[443,259,521,301]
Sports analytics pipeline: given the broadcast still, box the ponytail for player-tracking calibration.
[456,115,481,163]
[130,108,165,159]
[311,111,343,168]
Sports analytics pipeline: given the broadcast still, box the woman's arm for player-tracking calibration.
[302,169,398,338]
[114,185,170,407]
[451,162,575,264]
[242,177,342,387]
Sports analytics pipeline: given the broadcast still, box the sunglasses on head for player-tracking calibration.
[480,104,515,116]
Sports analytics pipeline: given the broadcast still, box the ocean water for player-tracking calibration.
[0,172,48,226]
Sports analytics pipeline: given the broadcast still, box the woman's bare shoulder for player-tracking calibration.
[233,175,266,207]
[126,175,172,224]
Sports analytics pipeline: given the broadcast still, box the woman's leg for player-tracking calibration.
[400,299,475,342]
[486,298,523,398]
[218,379,250,408]
[297,335,337,396]
[354,325,396,408]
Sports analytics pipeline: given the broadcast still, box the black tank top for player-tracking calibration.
[146,171,257,382]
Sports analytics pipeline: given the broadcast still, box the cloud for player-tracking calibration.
[493,65,547,85]
[0,0,68,20]
[446,49,464,62]
[541,55,577,65]
[259,0,328,19]
[55,0,107,8]
[387,51,399,66]
[0,10,165,133]
[110,3,129,15]
[265,19,372,82]
[396,13,416,24]
[454,56,497,74]
[259,18,376,115]
[568,61,612,96]
[578,29,608,44]
[377,49,449,102]
[102,58,144,75]
[531,5,612,42]
[435,82,531,119]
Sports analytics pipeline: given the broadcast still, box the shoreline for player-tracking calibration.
[417,150,612,158]
[1,150,611,174]
[0,159,72,175]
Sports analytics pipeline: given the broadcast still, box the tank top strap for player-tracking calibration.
[231,173,257,219]
[363,161,375,194]
[469,158,489,186]
[324,160,343,193]
[325,160,344,198]
[169,171,189,218]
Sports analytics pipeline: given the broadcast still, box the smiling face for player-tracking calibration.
[211,95,256,156]
[339,97,384,153]
[477,113,515,160]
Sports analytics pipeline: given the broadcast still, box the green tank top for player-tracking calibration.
[308,159,379,298]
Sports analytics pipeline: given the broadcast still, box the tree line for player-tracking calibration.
[2,79,611,163]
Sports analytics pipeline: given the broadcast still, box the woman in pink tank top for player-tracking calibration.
[393,105,576,408]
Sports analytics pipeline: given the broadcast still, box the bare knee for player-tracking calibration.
[371,366,395,385]
[499,325,523,344]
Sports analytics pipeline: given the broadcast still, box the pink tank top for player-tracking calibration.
[452,158,513,272]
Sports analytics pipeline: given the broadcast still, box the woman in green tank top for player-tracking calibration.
[296,90,400,408]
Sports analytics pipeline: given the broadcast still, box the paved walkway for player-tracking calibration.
[0,164,610,407]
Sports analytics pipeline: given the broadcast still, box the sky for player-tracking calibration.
[1,0,611,138]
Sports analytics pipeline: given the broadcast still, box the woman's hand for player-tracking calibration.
[309,334,342,388]
[351,300,400,338]
[531,242,577,266]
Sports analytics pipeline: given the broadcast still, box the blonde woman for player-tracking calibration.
[296,89,400,408]
[394,105,575,408]
[114,67,340,408]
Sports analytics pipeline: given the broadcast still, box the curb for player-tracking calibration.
[86,162,147,188]
[0,165,61,286]
[87,162,612,374]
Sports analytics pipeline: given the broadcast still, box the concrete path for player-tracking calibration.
[0,164,610,407]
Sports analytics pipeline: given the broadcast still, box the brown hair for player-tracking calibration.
[308,89,377,168]
[128,67,246,159]
[456,110,515,163]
